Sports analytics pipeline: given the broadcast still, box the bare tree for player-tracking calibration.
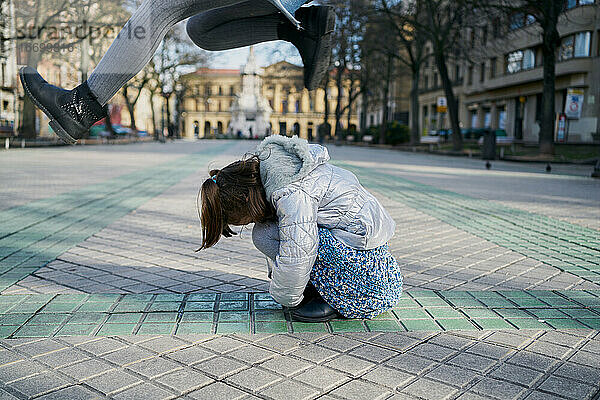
[329,0,368,140]
[379,0,429,145]
[474,0,569,156]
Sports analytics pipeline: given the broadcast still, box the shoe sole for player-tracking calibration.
[306,8,336,91]
[290,311,340,323]
[19,67,77,145]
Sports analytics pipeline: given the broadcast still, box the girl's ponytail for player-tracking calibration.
[199,170,224,250]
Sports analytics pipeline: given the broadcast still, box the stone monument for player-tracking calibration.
[229,47,273,138]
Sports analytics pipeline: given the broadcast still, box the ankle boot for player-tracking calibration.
[19,66,107,144]
[277,6,335,90]
[290,295,340,322]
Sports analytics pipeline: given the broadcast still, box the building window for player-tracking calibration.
[482,26,488,46]
[230,86,234,95]
[506,49,535,73]
[490,57,497,78]
[479,62,485,82]
[561,32,591,60]
[281,100,288,114]
[218,86,223,95]
[424,75,429,89]
[468,66,474,85]
[455,65,461,82]
[295,100,301,113]
[509,13,524,30]
[568,0,595,8]
[509,13,535,31]
[523,49,536,69]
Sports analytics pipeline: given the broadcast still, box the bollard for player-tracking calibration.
[21,139,25,148]
[592,158,600,178]
[482,130,496,161]
[4,138,9,149]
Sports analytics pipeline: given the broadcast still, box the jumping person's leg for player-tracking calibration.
[187,1,335,90]
[18,0,245,144]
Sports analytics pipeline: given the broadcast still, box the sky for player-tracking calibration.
[207,41,303,70]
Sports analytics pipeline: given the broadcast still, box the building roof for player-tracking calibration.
[193,68,241,75]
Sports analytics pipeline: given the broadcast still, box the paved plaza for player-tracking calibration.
[0,140,599,400]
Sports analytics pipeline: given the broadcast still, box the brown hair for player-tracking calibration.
[198,155,274,250]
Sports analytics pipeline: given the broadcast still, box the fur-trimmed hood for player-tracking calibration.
[256,135,330,201]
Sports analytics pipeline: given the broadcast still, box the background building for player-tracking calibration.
[182,50,359,141]
[419,1,599,143]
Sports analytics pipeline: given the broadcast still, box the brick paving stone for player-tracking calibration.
[259,379,320,400]
[288,344,340,364]
[126,356,182,379]
[164,346,214,365]
[194,356,248,380]
[490,363,543,387]
[323,354,375,377]
[58,358,115,381]
[188,382,248,400]
[256,335,303,353]
[258,355,312,377]
[362,366,414,389]
[507,351,557,372]
[35,347,90,368]
[348,344,398,363]
[294,366,351,392]
[225,367,282,393]
[154,368,214,394]
[103,346,155,367]
[401,378,458,400]
[469,377,526,399]
[448,352,497,373]
[112,382,175,400]
[137,336,188,354]
[0,359,47,383]
[537,375,597,400]
[76,338,127,356]
[385,353,438,375]
[227,345,278,365]
[9,372,71,398]
[84,370,143,394]
[425,364,480,388]
[200,336,246,353]
[34,385,101,400]
[329,379,393,400]
[317,336,362,352]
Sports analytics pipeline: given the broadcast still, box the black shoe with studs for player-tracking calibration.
[19,66,107,144]
[278,6,336,90]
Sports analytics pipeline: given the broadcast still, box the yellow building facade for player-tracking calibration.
[181,61,359,141]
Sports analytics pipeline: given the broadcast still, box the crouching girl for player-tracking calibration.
[199,136,402,322]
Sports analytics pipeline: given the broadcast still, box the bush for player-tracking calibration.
[363,122,410,145]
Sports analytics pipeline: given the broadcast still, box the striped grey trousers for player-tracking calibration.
[88,0,307,105]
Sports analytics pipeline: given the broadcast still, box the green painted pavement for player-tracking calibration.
[0,290,598,338]
[0,143,235,291]
[334,162,600,284]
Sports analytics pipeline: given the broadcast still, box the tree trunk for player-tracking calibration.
[379,55,393,145]
[410,66,421,145]
[539,12,560,156]
[360,81,368,133]
[149,91,158,140]
[122,86,138,132]
[435,50,462,151]
[334,67,344,139]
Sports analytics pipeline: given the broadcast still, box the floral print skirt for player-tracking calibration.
[309,228,403,319]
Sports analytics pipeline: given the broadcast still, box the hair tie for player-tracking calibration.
[211,175,217,184]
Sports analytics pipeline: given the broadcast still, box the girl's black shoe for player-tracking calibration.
[290,295,340,322]
[19,66,107,144]
[278,6,336,90]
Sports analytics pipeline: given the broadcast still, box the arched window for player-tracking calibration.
[217,121,224,134]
